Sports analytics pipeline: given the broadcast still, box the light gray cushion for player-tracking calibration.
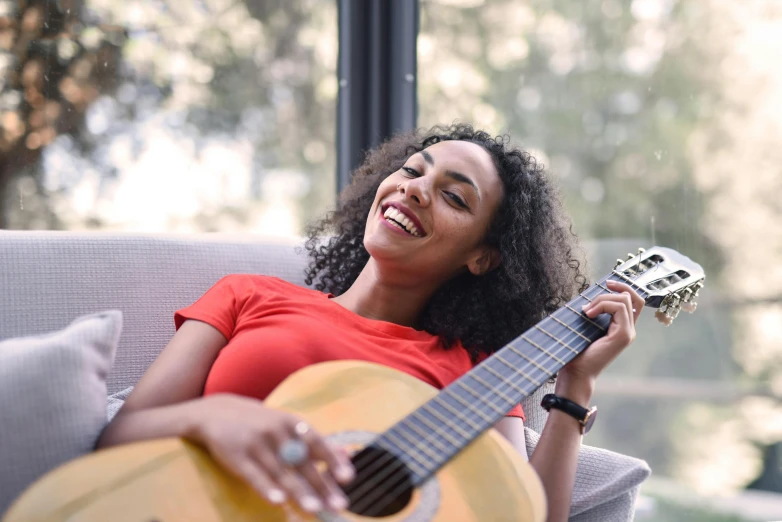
[0,311,122,514]
[525,428,651,521]
[0,231,308,394]
[107,386,134,422]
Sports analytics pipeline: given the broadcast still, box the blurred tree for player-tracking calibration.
[3,0,337,232]
[0,0,124,228]
[417,0,762,494]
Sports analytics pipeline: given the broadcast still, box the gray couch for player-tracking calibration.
[0,231,650,520]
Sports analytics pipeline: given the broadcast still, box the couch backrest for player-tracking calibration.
[0,231,308,394]
[0,230,552,432]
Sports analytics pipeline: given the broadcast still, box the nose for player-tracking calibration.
[399,177,431,207]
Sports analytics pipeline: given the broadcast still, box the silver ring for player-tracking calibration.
[293,421,310,437]
[278,439,309,467]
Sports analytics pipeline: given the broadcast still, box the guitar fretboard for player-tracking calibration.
[374,271,649,485]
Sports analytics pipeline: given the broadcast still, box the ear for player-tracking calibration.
[467,246,501,276]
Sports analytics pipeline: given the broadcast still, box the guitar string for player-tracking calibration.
[346,289,602,516]
[347,273,648,514]
[346,272,650,514]
[345,274,641,513]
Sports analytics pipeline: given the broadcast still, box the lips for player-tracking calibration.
[380,202,427,237]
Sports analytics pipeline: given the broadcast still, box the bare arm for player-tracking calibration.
[496,281,644,522]
[97,319,228,447]
[494,378,590,522]
[97,319,354,513]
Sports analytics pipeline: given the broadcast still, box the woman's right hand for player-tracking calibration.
[189,393,355,514]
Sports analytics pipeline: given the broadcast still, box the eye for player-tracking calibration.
[445,192,468,209]
[402,166,420,177]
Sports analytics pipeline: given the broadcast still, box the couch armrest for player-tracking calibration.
[525,427,651,522]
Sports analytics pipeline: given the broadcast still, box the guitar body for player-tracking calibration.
[4,361,546,522]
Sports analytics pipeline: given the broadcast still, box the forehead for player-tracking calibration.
[421,140,500,186]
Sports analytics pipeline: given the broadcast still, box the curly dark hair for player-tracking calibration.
[304,123,588,360]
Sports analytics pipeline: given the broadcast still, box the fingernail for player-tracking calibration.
[300,495,322,513]
[267,489,286,504]
[335,465,355,482]
[329,494,348,510]
[582,305,590,312]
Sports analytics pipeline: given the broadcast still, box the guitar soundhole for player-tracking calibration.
[343,445,414,517]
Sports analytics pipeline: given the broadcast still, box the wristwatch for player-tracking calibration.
[541,394,598,435]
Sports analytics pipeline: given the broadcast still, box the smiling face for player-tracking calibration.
[364,140,505,284]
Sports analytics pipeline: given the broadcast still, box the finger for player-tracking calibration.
[235,459,287,506]
[253,436,324,514]
[296,460,349,512]
[297,426,355,484]
[583,301,635,345]
[606,281,645,321]
[606,280,645,317]
[587,288,635,323]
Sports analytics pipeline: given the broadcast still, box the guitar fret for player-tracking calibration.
[470,371,517,406]
[384,428,442,465]
[595,282,612,294]
[509,344,552,374]
[483,364,527,395]
[549,315,591,342]
[403,412,459,450]
[420,402,474,439]
[377,435,432,476]
[534,324,580,355]
[494,353,543,387]
[609,271,648,296]
[563,304,606,331]
[454,380,506,415]
[522,332,566,364]
[374,267,651,486]
[436,395,493,427]
[446,386,497,422]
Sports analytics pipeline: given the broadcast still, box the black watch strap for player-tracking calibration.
[541,394,598,434]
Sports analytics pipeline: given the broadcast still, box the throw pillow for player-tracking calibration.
[0,311,122,514]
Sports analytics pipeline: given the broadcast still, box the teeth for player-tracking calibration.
[382,206,423,237]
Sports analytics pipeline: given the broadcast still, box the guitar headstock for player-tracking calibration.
[614,246,705,327]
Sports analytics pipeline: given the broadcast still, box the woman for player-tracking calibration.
[98,124,643,522]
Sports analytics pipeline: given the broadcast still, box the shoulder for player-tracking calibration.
[216,274,323,300]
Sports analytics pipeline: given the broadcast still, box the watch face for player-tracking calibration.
[584,407,598,434]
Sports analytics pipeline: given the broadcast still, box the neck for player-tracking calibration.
[330,258,441,327]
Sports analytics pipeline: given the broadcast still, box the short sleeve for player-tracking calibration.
[507,404,525,421]
[174,275,248,339]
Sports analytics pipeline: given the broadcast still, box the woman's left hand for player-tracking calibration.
[557,280,644,392]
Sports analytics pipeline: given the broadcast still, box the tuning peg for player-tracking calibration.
[627,253,635,260]
[637,247,646,254]
[655,309,674,326]
[615,259,624,268]
[681,301,697,313]
[693,282,704,296]
[682,288,693,301]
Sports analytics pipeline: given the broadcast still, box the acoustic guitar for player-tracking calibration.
[4,246,705,522]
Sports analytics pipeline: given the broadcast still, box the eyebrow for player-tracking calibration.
[416,151,480,199]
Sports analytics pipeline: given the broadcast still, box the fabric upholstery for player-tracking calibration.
[0,311,122,514]
[0,231,307,394]
[0,231,650,521]
[526,428,650,521]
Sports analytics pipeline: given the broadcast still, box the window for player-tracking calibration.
[419,0,781,516]
[2,0,337,236]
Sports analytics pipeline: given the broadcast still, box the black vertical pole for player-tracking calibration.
[336,0,419,193]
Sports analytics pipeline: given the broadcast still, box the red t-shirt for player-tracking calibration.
[175,274,524,420]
